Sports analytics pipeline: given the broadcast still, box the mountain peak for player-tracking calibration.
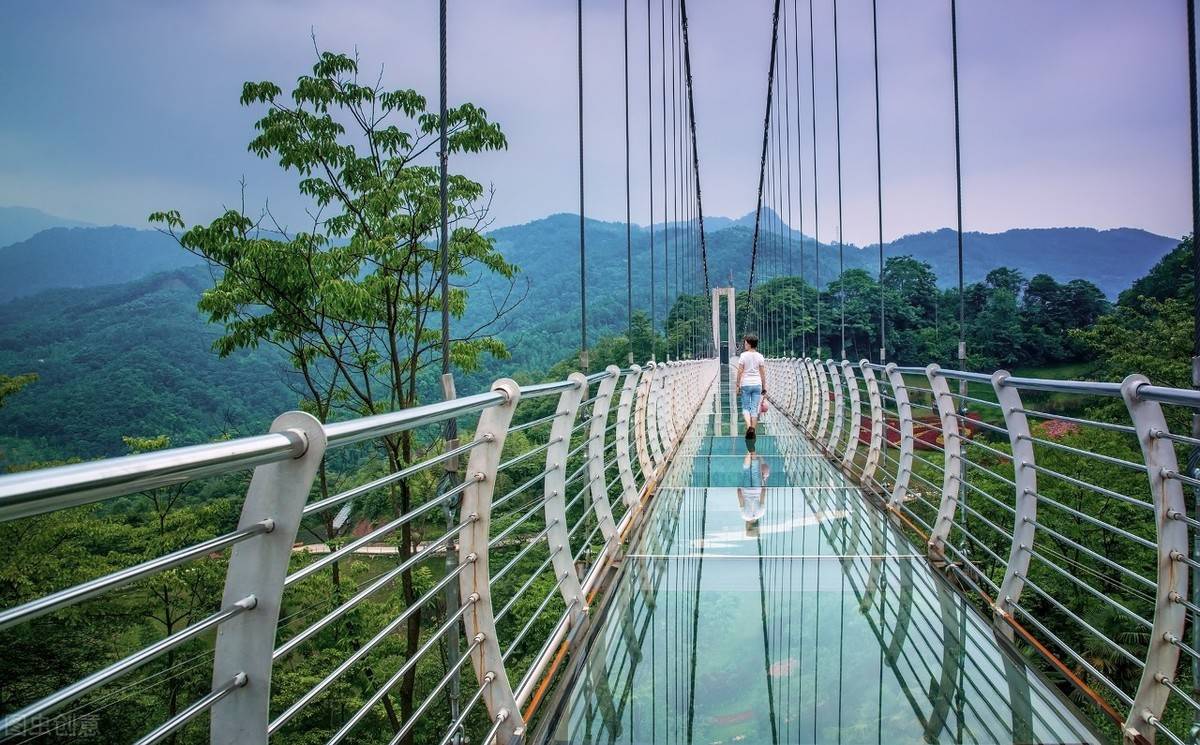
[0,205,92,248]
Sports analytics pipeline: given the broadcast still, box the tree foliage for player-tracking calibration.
[663,255,1109,370]
[149,46,521,743]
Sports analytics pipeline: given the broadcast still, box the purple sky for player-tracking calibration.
[0,0,1191,245]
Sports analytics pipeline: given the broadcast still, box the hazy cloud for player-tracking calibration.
[0,0,1189,244]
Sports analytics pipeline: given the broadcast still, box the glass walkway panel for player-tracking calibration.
[539,372,1099,744]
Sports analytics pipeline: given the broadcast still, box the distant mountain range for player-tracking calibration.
[0,205,1181,459]
[0,226,200,302]
[0,207,1178,303]
[0,206,92,249]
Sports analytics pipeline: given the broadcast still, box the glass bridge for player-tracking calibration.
[539,369,1099,744]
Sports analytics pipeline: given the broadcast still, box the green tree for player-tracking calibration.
[1118,235,1193,307]
[1074,297,1192,389]
[985,267,1026,296]
[152,47,518,741]
[0,372,36,409]
[881,256,940,363]
[972,288,1025,368]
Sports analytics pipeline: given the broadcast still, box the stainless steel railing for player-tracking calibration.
[765,356,1200,744]
[0,359,718,744]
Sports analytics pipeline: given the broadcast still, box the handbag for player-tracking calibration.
[759,398,769,414]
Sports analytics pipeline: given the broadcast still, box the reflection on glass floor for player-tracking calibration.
[542,376,1098,744]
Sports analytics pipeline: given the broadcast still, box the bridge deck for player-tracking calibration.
[539,371,1098,744]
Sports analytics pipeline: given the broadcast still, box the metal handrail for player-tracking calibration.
[0,358,719,745]
[0,432,304,522]
[766,356,1200,744]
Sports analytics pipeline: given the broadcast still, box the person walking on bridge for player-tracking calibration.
[735,333,767,438]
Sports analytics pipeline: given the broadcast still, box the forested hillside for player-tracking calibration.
[0,267,293,461]
[0,226,201,302]
[0,209,1181,463]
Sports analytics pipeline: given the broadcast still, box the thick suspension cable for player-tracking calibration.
[748,0,784,298]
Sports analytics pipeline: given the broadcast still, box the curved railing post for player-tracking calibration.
[841,361,863,473]
[662,363,680,450]
[210,411,326,744]
[544,372,588,621]
[651,364,668,462]
[799,359,811,432]
[804,359,819,433]
[790,358,800,415]
[1122,374,1188,743]
[815,361,832,444]
[645,363,665,472]
[795,359,806,424]
[782,358,796,414]
[925,364,963,563]
[885,363,915,507]
[615,366,642,508]
[457,378,524,742]
[657,365,674,456]
[826,360,845,456]
[634,363,655,481]
[860,362,885,487]
[588,366,621,545]
[992,370,1037,632]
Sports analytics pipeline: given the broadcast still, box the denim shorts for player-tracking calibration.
[740,384,762,416]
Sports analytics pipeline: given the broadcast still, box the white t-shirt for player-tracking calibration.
[740,490,765,522]
[738,350,765,386]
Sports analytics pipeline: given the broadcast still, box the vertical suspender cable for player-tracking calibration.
[783,0,794,356]
[777,68,787,352]
[949,0,969,545]
[672,0,681,355]
[672,0,681,357]
[438,0,451,386]
[766,120,775,350]
[768,89,776,348]
[833,0,845,361]
[436,0,462,735]
[950,0,965,377]
[748,0,784,298]
[1192,0,1200,394]
[1186,0,1200,719]
[792,0,806,358]
[777,63,787,352]
[625,0,634,365]
[808,0,821,358]
[671,0,680,358]
[648,0,657,361]
[661,0,669,356]
[872,0,885,363]
[578,0,588,372]
[680,0,710,299]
